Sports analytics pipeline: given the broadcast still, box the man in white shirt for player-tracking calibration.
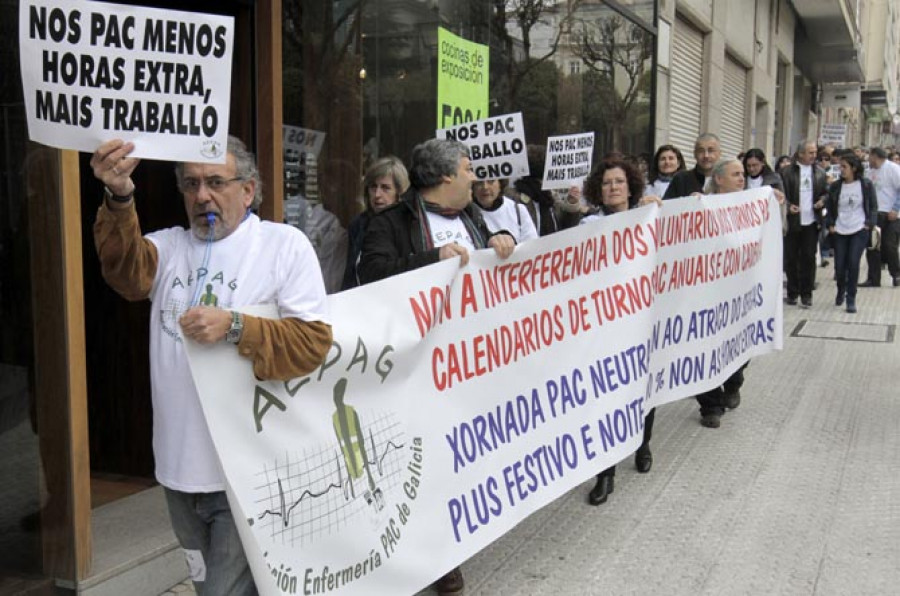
[91,136,332,595]
[862,147,900,287]
[780,140,829,307]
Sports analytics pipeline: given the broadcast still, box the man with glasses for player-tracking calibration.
[663,133,722,200]
[90,136,332,595]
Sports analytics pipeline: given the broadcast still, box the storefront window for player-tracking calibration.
[281,0,656,284]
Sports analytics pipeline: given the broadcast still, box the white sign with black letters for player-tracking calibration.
[19,0,234,162]
[542,132,594,190]
[437,112,529,180]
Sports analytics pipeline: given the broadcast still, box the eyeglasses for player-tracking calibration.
[179,176,245,194]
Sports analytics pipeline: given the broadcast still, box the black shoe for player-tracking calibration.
[859,280,880,288]
[800,295,812,308]
[724,389,741,409]
[588,474,615,506]
[434,567,464,596]
[635,447,653,473]
[700,413,721,428]
[893,277,900,287]
[785,296,798,305]
[835,289,845,306]
[846,300,857,314]
[820,259,829,267]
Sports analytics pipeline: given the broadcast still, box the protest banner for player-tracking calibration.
[437,112,529,180]
[284,125,326,159]
[19,0,234,162]
[542,132,595,190]
[436,27,489,130]
[185,188,783,595]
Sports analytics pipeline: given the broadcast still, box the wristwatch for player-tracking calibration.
[225,311,244,344]
[103,186,134,204]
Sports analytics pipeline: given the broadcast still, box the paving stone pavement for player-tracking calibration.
[164,262,900,595]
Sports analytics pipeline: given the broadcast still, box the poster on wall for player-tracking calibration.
[542,132,595,190]
[437,112,529,179]
[18,0,234,162]
[185,188,784,595]
[436,27,489,130]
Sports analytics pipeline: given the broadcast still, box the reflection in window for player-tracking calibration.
[490,0,654,157]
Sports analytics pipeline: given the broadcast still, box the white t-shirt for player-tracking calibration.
[799,164,815,225]
[146,214,329,492]
[835,180,865,235]
[426,211,477,251]
[477,197,538,243]
[867,159,900,213]
[747,175,764,189]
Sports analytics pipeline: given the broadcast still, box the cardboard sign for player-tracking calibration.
[542,132,594,190]
[437,112,529,180]
[19,0,234,162]
[436,27,489,129]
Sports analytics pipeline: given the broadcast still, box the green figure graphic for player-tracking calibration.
[199,283,218,306]
[332,378,384,511]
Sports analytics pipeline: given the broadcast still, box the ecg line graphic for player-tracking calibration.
[252,410,406,546]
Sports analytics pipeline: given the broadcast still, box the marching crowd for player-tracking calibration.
[90,130,900,596]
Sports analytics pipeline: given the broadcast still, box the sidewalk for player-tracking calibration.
[163,262,900,595]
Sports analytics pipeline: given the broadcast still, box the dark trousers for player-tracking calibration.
[834,228,869,300]
[696,362,748,417]
[598,408,656,478]
[784,224,819,298]
[864,214,900,284]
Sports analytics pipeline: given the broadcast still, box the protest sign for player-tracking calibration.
[819,123,846,147]
[436,27,489,130]
[542,132,594,190]
[283,125,326,159]
[19,0,234,162]
[437,112,529,180]
[185,188,783,595]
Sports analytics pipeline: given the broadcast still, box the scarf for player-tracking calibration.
[414,193,486,251]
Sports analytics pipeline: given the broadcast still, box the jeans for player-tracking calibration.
[833,228,869,301]
[784,224,819,298]
[864,214,900,284]
[164,488,258,596]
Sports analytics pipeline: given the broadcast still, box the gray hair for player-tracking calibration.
[704,159,742,193]
[694,132,720,149]
[409,139,470,189]
[364,156,410,208]
[795,139,817,155]
[174,135,263,209]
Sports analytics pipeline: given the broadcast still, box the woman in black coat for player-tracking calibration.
[824,153,878,313]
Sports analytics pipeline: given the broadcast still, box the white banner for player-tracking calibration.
[185,188,783,595]
[437,112,529,180]
[542,132,594,190]
[19,0,234,162]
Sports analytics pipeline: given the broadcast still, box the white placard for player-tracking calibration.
[437,112,529,179]
[542,132,594,190]
[19,0,234,162]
